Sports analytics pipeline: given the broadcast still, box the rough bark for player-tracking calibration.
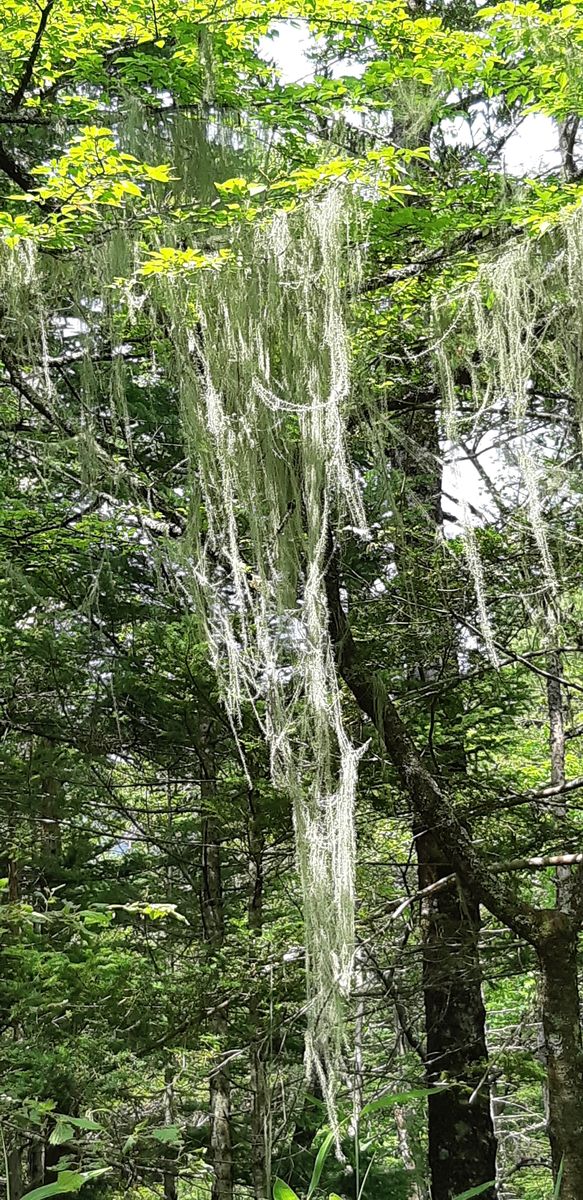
[398,402,497,1199]
[248,790,270,1200]
[5,1141,23,1200]
[201,802,234,1200]
[558,115,580,182]
[418,830,496,1200]
[537,914,583,1199]
[209,1056,233,1200]
[8,856,20,903]
[546,649,579,916]
[27,1139,44,1193]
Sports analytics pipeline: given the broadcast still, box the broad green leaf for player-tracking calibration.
[58,1116,104,1132]
[79,911,112,928]
[273,1179,301,1200]
[49,1121,75,1145]
[143,164,173,182]
[307,1131,334,1199]
[453,1184,497,1199]
[120,180,142,197]
[22,1171,94,1200]
[22,1168,110,1199]
[361,1086,448,1117]
[151,1126,182,1144]
[21,1177,84,1200]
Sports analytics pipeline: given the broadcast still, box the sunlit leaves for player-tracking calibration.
[29,127,172,211]
[22,1169,110,1200]
[139,245,233,276]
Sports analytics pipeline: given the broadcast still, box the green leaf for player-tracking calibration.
[22,1169,109,1200]
[361,1086,448,1117]
[307,1131,335,1199]
[273,1179,301,1200]
[21,1177,84,1200]
[79,911,112,928]
[151,1126,182,1144]
[120,180,142,197]
[58,1116,104,1132]
[143,164,173,182]
[552,1157,565,1198]
[49,1122,75,1145]
[452,1184,497,1199]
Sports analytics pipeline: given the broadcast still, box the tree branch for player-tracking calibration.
[360,225,521,293]
[392,854,583,921]
[0,137,37,191]
[472,775,583,817]
[7,0,56,111]
[324,537,540,944]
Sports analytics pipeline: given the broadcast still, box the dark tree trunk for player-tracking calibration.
[201,801,234,1200]
[6,1141,23,1200]
[248,790,270,1200]
[538,915,583,1199]
[43,1139,64,1186]
[418,829,496,1200]
[546,648,579,916]
[395,402,498,1199]
[27,1139,44,1192]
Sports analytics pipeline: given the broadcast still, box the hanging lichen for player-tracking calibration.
[431,203,583,653]
[0,134,368,1130]
[145,187,369,1133]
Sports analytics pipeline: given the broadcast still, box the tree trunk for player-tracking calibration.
[248,790,270,1200]
[163,1065,178,1200]
[5,1141,23,1200]
[546,649,576,914]
[201,803,234,1200]
[418,829,496,1200]
[395,403,498,1199]
[537,915,583,1198]
[27,1138,44,1192]
[209,1050,233,1200]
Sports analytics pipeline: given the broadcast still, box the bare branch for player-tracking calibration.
[392,853,583,921]
[472,775,583,817]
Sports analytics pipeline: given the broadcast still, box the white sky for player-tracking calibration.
[259,20,562,176]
